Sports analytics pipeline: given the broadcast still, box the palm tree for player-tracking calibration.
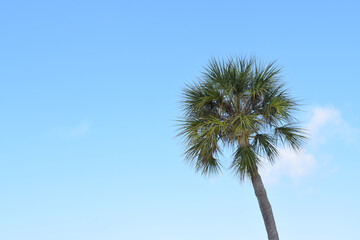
[177,56,307,240]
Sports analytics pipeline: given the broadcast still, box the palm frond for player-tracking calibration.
[230,145,259,180]
[252,134,279,163]
[177,116,227,176]
[261,84,298,125]
[275,124,308,151]
[230,113,262,144]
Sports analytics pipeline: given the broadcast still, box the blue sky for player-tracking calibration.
[0,0,359,239]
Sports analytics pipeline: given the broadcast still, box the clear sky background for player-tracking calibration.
[1,1,359,239]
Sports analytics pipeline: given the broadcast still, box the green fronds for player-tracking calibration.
[202,57,253,96]
[254,82,298,129]
[263,94,296,124]
[177,116,228,143]
[183,131,223,176]
[177,116,228,176]
[181,81,229,119]
[275,125,308,151]
[230,113,262,144]
[250,61,280,100]
[194,152,222,176]
[252,134,279,163]
[177,56,307,180]
[230,145,259,181]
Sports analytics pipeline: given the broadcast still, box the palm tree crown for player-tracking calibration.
[177,56,307,180]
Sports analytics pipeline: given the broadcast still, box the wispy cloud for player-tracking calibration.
[260,105,358,184]
[50,120,90,139]
[306,106,359,145]
[68,121,90,138]
[306,106,341,133]
[260,149,316,184]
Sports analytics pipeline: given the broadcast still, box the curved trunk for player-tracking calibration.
[251,168,279,240]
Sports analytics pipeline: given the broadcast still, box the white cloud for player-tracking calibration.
[260,149,316,184]
[260,105,357,184]
[306,106,359,145]
[306,106,341,133]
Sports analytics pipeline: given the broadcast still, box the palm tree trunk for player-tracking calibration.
[251,168,279,240]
